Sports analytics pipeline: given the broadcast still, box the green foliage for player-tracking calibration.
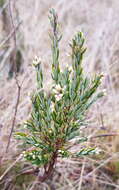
[16,9,104,167]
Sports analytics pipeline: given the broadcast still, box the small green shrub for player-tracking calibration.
[16,9,104,182]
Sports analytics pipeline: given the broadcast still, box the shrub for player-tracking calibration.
[16,9,104,182]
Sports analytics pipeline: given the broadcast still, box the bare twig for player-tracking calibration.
[5,0,22,152]
[89,133,119,139]
[6,81,21,152]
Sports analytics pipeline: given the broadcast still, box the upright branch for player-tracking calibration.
[49,9,62,83]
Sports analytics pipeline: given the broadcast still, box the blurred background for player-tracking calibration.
[0,0,119,189]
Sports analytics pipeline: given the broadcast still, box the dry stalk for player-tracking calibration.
[85,152,119,178]
[0,21,21,49]
[78,158,86,190]
[90,133,119,139]
[5,0,22,152]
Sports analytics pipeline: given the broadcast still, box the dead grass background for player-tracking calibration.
[0,0,119,189]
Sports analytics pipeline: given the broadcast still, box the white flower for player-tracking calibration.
[55,93,63,101]
[95,147,101,154]
[33,55,41,66]
[52,88,58,94]
[68,66,73,72]
[53,84,62,94]
[100,72,107,77]
[52,84,64,101]
[66,64,73,72]
[54,84,62,92]
[53,84,66,94]
[58,150,64,153]
[102,89,107,96]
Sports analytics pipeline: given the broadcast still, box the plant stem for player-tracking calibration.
[20,151,58,182]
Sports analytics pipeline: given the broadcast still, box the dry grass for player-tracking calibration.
[0,0,119,189]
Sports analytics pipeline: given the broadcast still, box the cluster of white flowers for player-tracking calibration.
[52,84,62,94]
[32,55,41,67]
[50,84,66,111]
[53,84,65,101]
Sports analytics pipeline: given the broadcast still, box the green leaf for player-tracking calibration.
[15,132,28,140]
[76,147,100,157]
